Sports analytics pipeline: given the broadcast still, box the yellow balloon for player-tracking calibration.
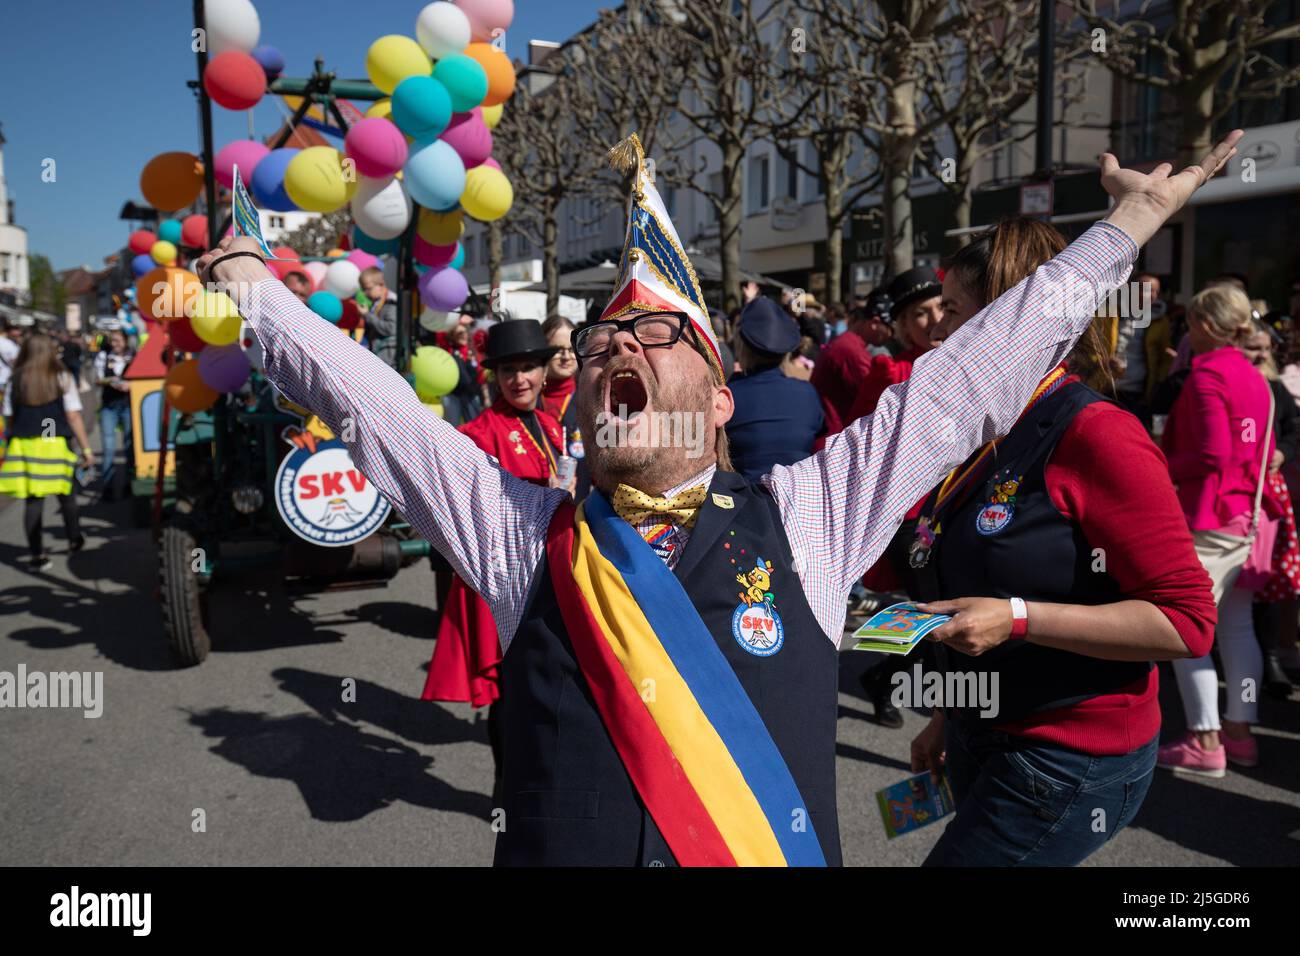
[366,35,432,95]
[417,207,465,245]
[364,98,393,120]
[460,166,513,222]
[481,102,503,129]
[284,146,358,213]
[150,240,178,265]
[188,290,242,346]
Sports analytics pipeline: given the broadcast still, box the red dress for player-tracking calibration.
[420,398,564,707]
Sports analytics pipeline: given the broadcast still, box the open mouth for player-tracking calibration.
[606,367,650,418]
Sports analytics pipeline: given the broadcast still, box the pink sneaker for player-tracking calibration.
[1221,733,1259,768]
[1157,734,1226,778]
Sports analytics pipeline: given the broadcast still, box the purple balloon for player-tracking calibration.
[131,254,155,278]
[439,109,493,168]
[418,266,469,312]
[251,45,285,79]
[197,344,251,393]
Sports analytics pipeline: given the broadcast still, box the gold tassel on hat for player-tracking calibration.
[607,132,652,183]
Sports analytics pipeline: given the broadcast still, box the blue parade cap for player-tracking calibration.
[738,296,801,356]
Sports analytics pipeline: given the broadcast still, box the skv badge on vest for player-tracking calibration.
[731,555,785,656]
[975,474,1021,536]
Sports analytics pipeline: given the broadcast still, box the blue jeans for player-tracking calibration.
[99,401,131,493]
[922,723,1157,866]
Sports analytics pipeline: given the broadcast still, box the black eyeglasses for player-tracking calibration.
[573,311,691,362]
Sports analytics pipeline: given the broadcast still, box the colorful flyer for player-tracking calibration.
[876,771,956,839]
[850,602,950,654]
[231,164,287,259]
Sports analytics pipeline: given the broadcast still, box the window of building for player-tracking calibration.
[747,153,770,214]
[269,215,285,229]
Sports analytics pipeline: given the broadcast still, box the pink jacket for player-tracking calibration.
[1162,345,1276,531]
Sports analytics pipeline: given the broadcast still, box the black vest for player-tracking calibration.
[8,372,71,439]
[494,470,842,866]
[909,381,1151,723]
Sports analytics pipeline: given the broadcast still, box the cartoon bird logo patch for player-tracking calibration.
[731,555,785,657]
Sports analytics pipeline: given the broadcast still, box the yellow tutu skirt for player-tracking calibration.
[0,435,77,498]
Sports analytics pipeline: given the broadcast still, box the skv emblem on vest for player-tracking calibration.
[975,474,1021,536]
[732,555,785,657]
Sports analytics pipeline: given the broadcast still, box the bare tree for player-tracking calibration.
[1074,0,1300,166]
[493,43,613,313]
[280,209,350,257]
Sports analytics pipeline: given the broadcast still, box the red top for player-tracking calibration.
[541,375,576,423]
[459,398,564,484]
[993,400,1218,754]
[810,331,876,434]
[846,346,928,424]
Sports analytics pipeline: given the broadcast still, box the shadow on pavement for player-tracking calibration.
[186,706,493,823]
[272,667,483,749]
[337,600,438,641]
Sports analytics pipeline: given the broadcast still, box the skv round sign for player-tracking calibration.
[275,439,389,547]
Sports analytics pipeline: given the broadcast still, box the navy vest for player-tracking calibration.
[909,381,1151,724]
[494,469,842,866]
[8,372,71,439]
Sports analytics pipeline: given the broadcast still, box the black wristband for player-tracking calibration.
[208,250,266,280]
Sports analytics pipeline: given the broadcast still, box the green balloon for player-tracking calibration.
[432,54,489,113]
[412,345,460,400]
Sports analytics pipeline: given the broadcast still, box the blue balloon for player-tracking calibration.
[131,254,155,278]
[392,75,453,142]
[251,45,285,79]
[352,227,400,256]
[250,147,299,212]
[404,140,466,212]
[158,219,182,244]
[449,242,464,270]
[307,291,344,324]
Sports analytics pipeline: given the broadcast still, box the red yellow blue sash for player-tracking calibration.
[545,492,826,867]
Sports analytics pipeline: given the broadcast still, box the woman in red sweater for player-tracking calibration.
[907,217,1217,866]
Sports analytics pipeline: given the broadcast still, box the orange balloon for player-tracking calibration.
[140,152,205,212]
[464,43,515,107]
[164,359,220,414]
[136,267,204,322]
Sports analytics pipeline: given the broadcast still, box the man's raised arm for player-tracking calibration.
[197,243,565,644]
[766,132,1243,637]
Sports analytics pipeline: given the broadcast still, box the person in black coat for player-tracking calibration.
[725,297,824,482]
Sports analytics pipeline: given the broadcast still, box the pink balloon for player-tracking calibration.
[304,261,328,290]
[214,140,271,190]
[482,156,501,170]
[347,249,380,271]
[413,235,458,267]
[439,109,493,168]
[455,0,515,43]
[345,117,410,179]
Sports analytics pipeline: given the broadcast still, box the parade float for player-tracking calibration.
[128,0,516,665]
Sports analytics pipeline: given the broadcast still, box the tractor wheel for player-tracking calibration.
[159,521,211,666]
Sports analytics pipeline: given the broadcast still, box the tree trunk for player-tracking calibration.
[882,62,918,277]
[544,211,560,316]
[1179,79,1215,170]
[821,136,848,305]
[488,220,503,316]
[719,139,745,314]
[951,151,976,249]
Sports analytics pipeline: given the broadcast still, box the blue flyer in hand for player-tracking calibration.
[231,165,287,259]
[850,602,951,655]
[876,771,956,839]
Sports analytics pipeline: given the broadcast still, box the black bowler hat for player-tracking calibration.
[480,319,560,369]
[738,296,800,356]
[887,267,942,319]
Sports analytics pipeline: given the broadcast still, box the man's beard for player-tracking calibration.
[577,355,715,494]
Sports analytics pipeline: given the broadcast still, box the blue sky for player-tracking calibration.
[0,0,602,271]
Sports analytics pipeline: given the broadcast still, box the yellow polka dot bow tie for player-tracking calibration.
[611,484,710,529]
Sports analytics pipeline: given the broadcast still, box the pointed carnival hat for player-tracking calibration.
[601,133,725,384]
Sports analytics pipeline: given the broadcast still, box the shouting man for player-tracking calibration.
[198,131,1241,867]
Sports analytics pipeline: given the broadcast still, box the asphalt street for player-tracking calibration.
[2,477,1299,867]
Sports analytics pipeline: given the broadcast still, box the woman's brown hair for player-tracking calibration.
[945,217,1113,393]
[14,333,67,407]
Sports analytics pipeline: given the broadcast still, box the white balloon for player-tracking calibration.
[304,260,328,291]
[416,2,472,59]
[324,260,361,298]
[351,176,413,241]
[205,0,261,55]
[419,308,458,333]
